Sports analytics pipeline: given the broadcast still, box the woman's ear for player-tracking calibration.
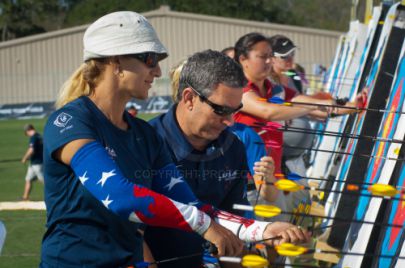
[110,56,122,76]
[239,54,249,69]
[239,54,247,64]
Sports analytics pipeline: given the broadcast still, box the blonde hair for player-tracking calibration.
[169,59,187,102]
[55,59,107,108]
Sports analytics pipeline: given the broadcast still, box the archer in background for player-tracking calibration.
[21,123,44,201]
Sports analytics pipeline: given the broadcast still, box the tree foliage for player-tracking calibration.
[0,0,380,42]
[0,0,64,41]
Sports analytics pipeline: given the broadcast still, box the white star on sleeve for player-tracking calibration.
[164,176,184,191]
[79,171,89,185]
[97,169,116,187]
[102,195,113,209]
[188,200,199,206]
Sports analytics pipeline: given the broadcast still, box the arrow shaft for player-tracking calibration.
[270,98,404,115]
[155,253,202,264]
[306,249,405,260]
[234,204,405,229]
[254,147,272,206]
[265,125,405,144]
[267,181,405,201]
[282,210,404,229]
[281,144,403,161]
[252,123,405,145]
[284,71,357,81]
[278,173,405,192]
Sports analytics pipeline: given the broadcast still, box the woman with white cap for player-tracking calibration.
[39,11,248,267]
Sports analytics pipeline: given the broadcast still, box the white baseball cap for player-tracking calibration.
[83,11,168,62]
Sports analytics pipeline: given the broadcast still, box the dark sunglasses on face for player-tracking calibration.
[186,82,243,116]
[128,52,159,68]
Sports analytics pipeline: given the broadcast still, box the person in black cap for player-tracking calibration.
[267,34,367,212]
[234,32,367,215]
[268,34,305,94]
[21,123,44,200]
[126,105,138,117]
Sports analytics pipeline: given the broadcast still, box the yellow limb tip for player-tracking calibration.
[254,204,282,218]
[274,179,302,192]
[275,243,308,257]
[394,147,400,155]
[368,184,398,197]
[241,254,268,268]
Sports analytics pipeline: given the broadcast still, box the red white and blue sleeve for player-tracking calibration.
[72,141,270,242]
[148,161,271,242]
[70,141,211,235]
[147,152,271,243]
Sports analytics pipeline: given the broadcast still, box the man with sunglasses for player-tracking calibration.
[144,50,310,267]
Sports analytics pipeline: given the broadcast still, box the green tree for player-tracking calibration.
[0,0,63,41]
[63,0,159,27]
[0,0,385,42]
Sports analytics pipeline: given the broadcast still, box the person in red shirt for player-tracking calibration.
[234,33,312,173]
[233,32,364,174]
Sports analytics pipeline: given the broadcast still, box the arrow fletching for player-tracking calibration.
[286,172,302,181]
[275,243,308,257]
[275,173,287,179]
[283,71,296,76]
[346,184,360,191]
[219,255,268,268]
[274,179,303,192]
[368,184,399,197]
[268,96,285,104]
[254,204,282,218]
[241,254,268,268]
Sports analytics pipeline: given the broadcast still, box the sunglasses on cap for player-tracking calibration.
[186,82,243,116]
[128,52,160,68]
[274,51,295,60]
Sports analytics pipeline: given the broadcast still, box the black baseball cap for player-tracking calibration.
[269,35,296,57]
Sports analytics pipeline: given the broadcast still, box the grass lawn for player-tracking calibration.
[0,113,159,267]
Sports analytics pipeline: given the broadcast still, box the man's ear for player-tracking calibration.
[182,87,195,110]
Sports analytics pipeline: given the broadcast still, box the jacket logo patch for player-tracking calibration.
[54,112,72,128]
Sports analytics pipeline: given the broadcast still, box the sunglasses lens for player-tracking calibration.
[145,53,158,68]
[130,53,159,68]
[213,108,228,116]
[213,103,243,116]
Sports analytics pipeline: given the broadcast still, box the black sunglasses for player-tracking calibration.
[128,52,159,68]
[186,82,243,116]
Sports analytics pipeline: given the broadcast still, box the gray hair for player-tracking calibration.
[177,49,246,102]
